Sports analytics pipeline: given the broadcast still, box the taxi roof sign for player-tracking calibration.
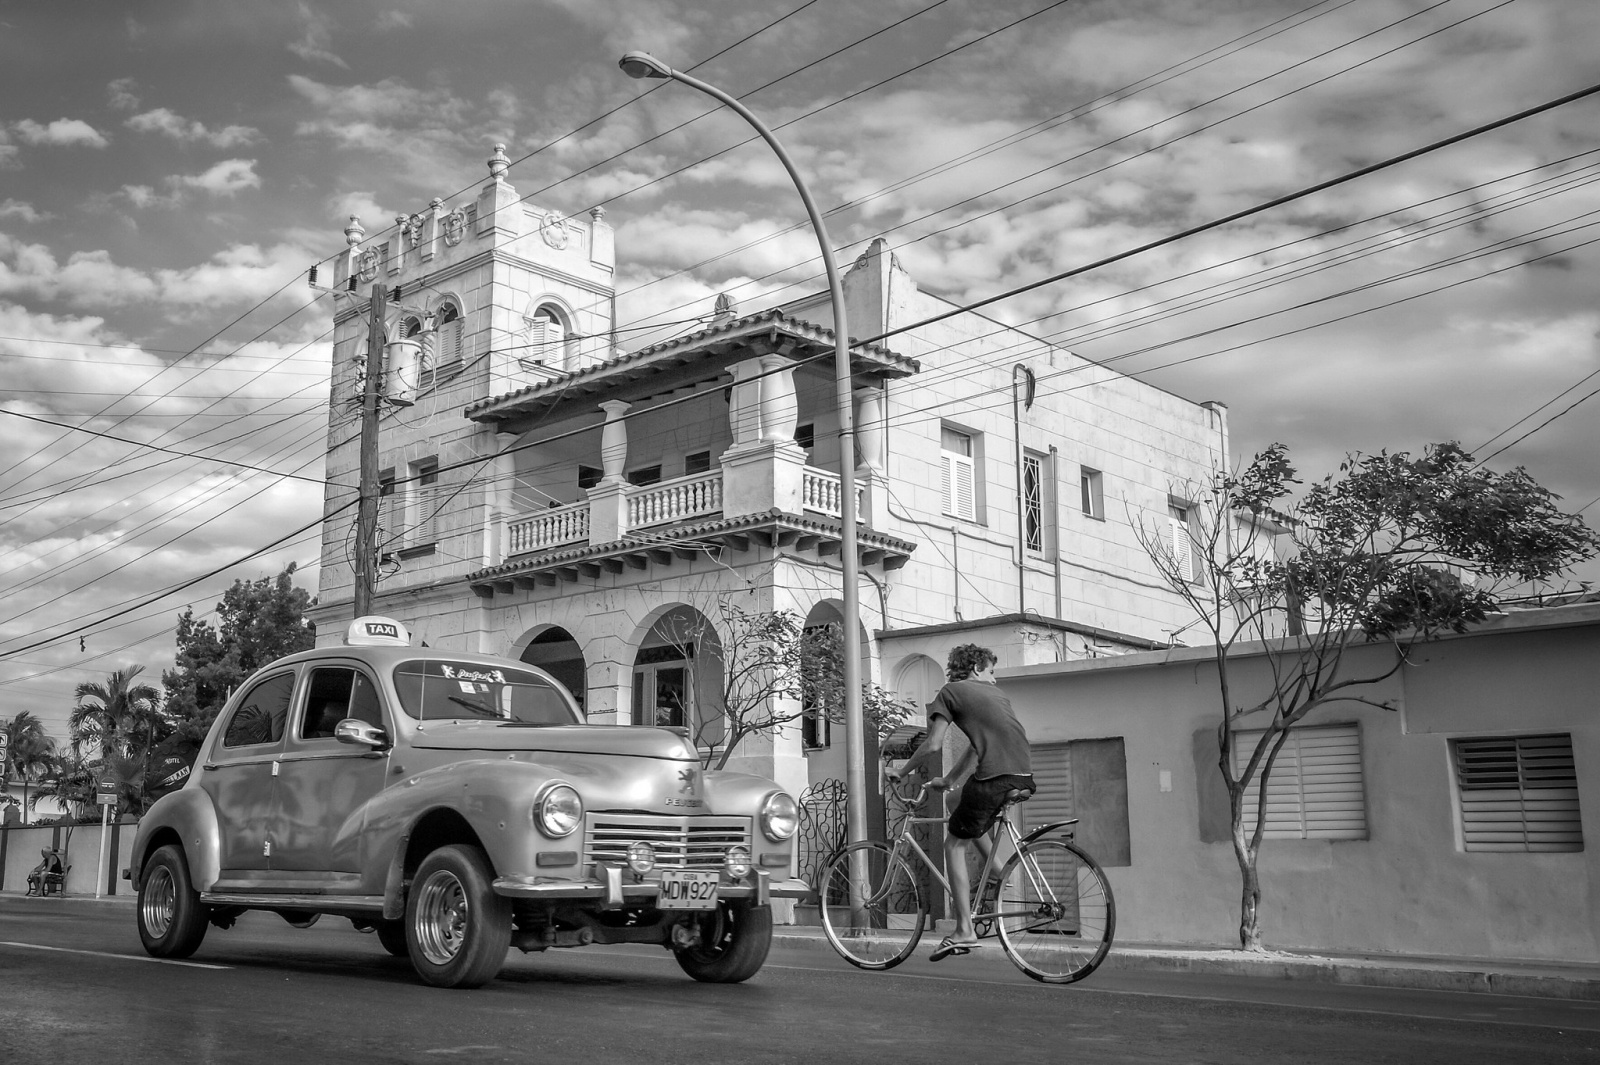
[345,616,411,647]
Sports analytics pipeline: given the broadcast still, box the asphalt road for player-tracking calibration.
[2,898,1598,1065]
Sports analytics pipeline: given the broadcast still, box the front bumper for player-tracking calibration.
[494,866,810,908]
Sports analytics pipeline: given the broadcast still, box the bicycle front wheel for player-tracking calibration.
[816,841,928,970]
[995,838,1115,983]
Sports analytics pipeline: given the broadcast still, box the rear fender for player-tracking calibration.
[128,789,222,889]
[1018,818,1078,847]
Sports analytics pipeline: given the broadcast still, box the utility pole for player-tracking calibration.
[352,283,387,618]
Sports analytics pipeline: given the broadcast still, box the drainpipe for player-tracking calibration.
[1011,364,1035,615]
[1049,444,1062,621]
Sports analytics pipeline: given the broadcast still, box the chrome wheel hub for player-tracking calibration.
[414,870,469,965]
[142,866,175,938]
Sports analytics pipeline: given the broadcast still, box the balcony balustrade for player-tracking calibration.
[503,463,868,561]
[801,467,865,520]
[508,501,591,554]
[628,470,723,529]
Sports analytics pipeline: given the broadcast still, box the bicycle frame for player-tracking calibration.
[884,786,1078,923]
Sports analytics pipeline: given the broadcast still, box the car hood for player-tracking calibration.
[406,721,698,762]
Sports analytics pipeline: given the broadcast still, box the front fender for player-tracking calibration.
[361,758,590,886]
[128,788,221,890]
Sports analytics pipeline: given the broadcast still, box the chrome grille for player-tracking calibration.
[584,814,752,870]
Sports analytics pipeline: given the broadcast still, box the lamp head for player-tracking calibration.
[619,50,671,80]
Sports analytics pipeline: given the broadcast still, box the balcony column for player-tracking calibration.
[852,386,884,524]
[589,400,632,544]
[485,430,518,566]
[758,353,798,441]
[721,354,806,517]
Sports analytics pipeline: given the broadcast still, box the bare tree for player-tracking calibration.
[655,602,911,770]
[1139,442,1597,950]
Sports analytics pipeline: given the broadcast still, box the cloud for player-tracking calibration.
[125,108,261,148]
[0,199,49,223]
[0,236,312,309]
[288,75,487,193]
[12,118,108,148]
[288,3,349,68]
[170,158,262,196]
[107,78,140,111]
[375,10,413,31]
[0,235,159,306]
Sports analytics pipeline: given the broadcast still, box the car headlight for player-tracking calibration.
[533,783,582,838]
[759,791,798,842]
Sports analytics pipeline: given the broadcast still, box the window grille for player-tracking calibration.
[1023,454,1043,551]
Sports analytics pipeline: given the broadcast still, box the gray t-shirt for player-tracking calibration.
[927,678,1031,780]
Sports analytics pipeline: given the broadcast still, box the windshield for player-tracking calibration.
[393,660,579,725]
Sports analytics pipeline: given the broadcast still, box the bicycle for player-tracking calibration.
[815,782,1115,984]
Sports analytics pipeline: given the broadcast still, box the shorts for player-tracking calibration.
[947,773,1035,839]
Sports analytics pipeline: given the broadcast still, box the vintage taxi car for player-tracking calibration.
[127,616,807,988]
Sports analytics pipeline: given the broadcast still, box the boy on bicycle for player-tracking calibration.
[887,644,1035,960]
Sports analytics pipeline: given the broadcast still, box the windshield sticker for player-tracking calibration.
[441,665,508,684]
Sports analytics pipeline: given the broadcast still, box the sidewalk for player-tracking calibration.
[6,889,1595,1000]
[768,924,1600,1000]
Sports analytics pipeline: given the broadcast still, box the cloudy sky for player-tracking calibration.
[2,0,1598,743]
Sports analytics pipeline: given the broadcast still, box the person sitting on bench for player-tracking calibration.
[26,848,64,896]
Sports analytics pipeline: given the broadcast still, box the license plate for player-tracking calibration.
[657,870,719,910]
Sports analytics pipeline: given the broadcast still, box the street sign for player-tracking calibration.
[96,777,118,806]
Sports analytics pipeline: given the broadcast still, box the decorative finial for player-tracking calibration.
[590,205,606,222]
[344,216,366,246]
[488,143,510,180]
[430,197,444,212]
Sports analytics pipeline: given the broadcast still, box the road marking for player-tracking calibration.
[0,941,232,970]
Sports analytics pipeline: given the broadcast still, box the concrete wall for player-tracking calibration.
[999,604,1600,962]
[0,820,139,898]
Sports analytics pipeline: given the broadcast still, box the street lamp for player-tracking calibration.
[619,50,872,889]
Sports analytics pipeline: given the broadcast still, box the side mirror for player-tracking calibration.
[334,718,391,752]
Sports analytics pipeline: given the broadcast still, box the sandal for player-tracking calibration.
[930,936,980,962]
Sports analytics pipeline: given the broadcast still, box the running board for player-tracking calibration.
[201,893,386,912]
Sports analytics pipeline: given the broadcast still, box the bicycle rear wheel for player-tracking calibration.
[817,841,928,970]
[995,838,1115,983]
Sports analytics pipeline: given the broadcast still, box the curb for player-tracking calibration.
[8,893,1595,1000]
[770,931,1600,1001]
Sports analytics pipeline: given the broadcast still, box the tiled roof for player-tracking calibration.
[464,308,917,422]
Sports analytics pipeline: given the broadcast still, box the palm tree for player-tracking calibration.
[3,711,57,824]
[69,666,164,765]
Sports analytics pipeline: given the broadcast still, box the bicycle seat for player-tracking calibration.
[1003,788,1032,805]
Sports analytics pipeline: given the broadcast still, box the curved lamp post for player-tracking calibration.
[619,50,872,900]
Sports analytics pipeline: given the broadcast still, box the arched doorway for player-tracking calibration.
[630,606,726,752]
[519,627,586,715]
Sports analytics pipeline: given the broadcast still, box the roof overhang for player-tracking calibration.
[465,309,919,432]
[467,509,915,597]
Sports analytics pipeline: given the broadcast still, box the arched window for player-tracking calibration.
[434,302,463,376]
[525,303,570,368]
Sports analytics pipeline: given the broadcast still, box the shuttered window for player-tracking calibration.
[1233,724,1367,840]
[1452,734,1583,853]
[1166,505,1198,584]
[408,459,440,546]
[1029,739,1131,866]
[434,304,463,376]
[941,426,976,521]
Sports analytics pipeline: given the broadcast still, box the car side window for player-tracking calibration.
[299,666,384,739]
[222,673,294,748]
